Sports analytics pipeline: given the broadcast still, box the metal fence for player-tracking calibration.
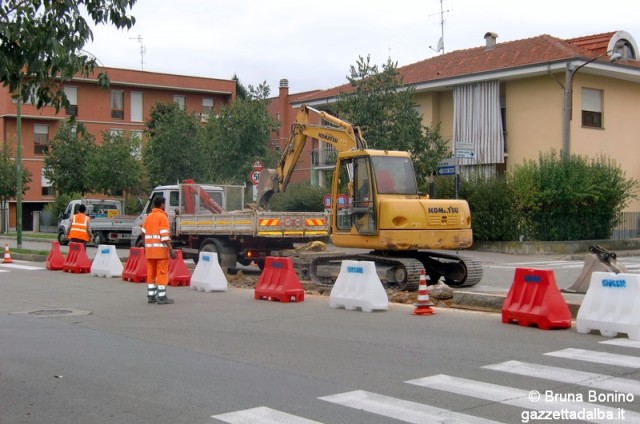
[611,212,640,240]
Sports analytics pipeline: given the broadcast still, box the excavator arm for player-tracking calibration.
[257,105,367,209]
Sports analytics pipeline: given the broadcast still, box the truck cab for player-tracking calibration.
[58,199,123,245]
[130,183,226,247]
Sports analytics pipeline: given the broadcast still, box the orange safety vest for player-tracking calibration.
[68,213,90,241]
[142,208,171,259]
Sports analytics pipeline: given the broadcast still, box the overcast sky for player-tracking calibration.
[85,0,640,95]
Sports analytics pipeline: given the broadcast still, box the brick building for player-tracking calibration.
[0,67,236,231]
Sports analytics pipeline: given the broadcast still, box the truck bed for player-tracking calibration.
[176,210,329,238]
[90,215,138,231]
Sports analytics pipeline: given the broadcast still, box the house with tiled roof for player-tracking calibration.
[269,30,640,210]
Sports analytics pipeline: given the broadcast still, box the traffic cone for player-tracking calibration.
[412,270,434,315]
[3,243,13,264]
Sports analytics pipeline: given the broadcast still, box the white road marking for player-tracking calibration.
[406,374,638,424]
[545,348,640,368]
[600,339,640,349]
[484,360,640,395]
[0,263,44,271]
[320,390,503,424]
[212,406,322,424]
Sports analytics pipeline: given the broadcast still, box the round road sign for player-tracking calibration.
[336,194,348,209]
[322,194,332,208]
[249,169,261,185]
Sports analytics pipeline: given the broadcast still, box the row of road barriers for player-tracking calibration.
[43,241,398,313]
[46,241,640,338]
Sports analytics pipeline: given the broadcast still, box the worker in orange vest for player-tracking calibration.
[142,196,177,304]
[67,204,92,245]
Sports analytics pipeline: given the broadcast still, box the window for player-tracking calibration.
[130,130,143,159]
[581,88,603,128]
[130,92,143,122]
[111,90,124,119]
[34,124,49,154]
[200,98,213,122]
[173,95,185,109]
[64,86,78,116]
[41,171,54,196]
[109,129,124,140]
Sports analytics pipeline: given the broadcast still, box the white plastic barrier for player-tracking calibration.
[576,272,640,340]
[90,244,123,278]
[191,252,228,292]
[329,260,388,312]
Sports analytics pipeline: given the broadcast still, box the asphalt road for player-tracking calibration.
[5,236,640,293]
[1,256,639,423]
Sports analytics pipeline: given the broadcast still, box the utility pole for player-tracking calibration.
[16,98,22,248]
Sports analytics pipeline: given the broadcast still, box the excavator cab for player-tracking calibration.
[333,151,419,240]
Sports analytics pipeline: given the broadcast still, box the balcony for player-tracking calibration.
[311,149,338,168]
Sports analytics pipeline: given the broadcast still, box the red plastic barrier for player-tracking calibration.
[502,268,572,330]
[254,256,304,303]
[46,241,65,271]
[62,242,92,274]
[168,250,191,287]
[122,247,147,283]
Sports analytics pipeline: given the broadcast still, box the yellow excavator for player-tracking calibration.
[257,105,482,290]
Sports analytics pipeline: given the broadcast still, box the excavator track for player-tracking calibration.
[309,253,424,291]
[308,251,483,291]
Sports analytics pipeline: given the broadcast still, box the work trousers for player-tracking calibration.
[146,258,169,285]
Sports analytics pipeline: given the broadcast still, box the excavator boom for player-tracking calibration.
[256,105,366,209]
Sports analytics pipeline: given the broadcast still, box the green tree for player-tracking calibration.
[87,131,145,197]
[0,143,31,232]
[0,0,136,110]
[143,102,205,186]
[335,55,449,190]
[43,122,96,195]
[201,82,279,184]
[232,73,249,100]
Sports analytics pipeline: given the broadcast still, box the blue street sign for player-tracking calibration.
[437,165,456,176]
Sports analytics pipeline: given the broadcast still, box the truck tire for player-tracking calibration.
[58,231,69,246]
[92,232,103,246]
[200,238,236,273]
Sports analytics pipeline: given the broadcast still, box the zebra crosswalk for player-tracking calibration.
[212,339,640,423]
[485,257,640,272]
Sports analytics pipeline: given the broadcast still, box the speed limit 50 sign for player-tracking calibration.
[249,169,261,185]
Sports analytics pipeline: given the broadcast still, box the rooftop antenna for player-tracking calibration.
[129,35,146,70]
[429,0,450,54]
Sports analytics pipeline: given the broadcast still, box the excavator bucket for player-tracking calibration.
[562,245,628,293]
[256,168,278,210]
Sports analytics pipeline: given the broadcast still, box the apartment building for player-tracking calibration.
[269,30,640,210]
[0,67,236,230]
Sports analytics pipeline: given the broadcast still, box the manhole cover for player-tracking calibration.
[10,309,92,318]
[28,309,74,316]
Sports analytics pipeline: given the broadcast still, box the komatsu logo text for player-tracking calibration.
[428,207,459,214]
[318,133,338,143]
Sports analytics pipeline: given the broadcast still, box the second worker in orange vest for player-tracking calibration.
[67,204,92,245]
[141,196,177,304]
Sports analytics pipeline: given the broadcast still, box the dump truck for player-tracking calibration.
[130,181,330,271]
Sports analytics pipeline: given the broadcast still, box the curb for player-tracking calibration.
[452,290,583,319]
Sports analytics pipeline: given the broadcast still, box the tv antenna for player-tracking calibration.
[429,0,450,54]
[129,35,146,70]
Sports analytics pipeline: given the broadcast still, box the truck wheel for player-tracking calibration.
[58,231,69,246]
[92,232,103,246]
[200,238,236,273]
[135,237,144,248]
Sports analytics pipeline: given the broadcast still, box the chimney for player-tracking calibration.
[279,78,289,89]
[484,32,498,50]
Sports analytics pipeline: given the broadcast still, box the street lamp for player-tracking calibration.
[562,50,622,157]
